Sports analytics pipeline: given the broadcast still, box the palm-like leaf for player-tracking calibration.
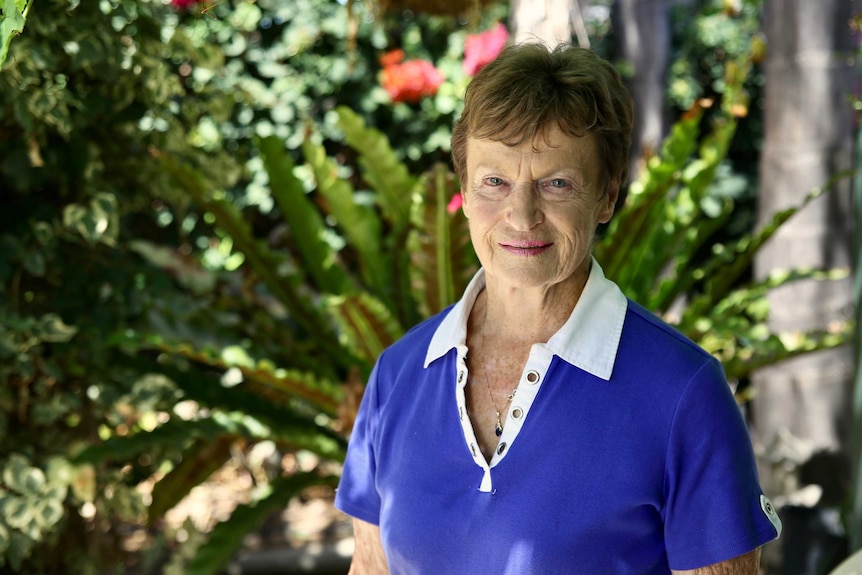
[260,135,352,295]
[337,106,415,229]
[409,164,478,317]
[326,292,404,367]
[161,154,348,365]
[184,473,340,575]
[302,137,388,296]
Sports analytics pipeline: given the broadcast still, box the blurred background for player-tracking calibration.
[0,0,859,573]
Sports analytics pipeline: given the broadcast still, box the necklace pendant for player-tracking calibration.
[495,421,503,436]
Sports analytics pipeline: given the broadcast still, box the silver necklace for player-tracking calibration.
[478,298,518,437]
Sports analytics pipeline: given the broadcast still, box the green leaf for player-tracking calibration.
[3,455,44,495]
[686,171,853,319]
[722,322,853,380]
[409,164,477,317]
[7,530,34,571]
[336,106,415,229]
[597,107,704,286]
[75,416,258,465]
[130,240,218,295]
[161,153,350,366]
[185,473,338,575]
[21,250,45,277]
[96,354,348,460]
[648,203,731,313]
[148,436,234,526]
[144,338,344,414]
[36,313,78,343]
[327,292,403,365]
[0,522,9,556]
[242,366,344,416]
[32,499,63,529]
[302,137,387,295]
[259,136,351,295]
[0,0,28,68]
[61,193,119,247]
[0,497,32,531]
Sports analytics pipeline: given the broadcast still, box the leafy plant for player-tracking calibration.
[0,0,250,570]
[72,103,478,575]
[0,0,498,571]
[596,45,852,381]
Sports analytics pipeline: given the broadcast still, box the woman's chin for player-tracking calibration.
[484,267,570,292]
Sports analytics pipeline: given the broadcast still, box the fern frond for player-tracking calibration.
[336,106,415,229]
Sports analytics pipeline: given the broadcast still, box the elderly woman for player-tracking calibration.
[335,43,781,574]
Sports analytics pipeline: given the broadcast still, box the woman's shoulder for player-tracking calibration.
[612,300,731,410]
[620,298,719,372]
[378,304,457,364]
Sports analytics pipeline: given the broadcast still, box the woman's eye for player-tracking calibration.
[485,177,503,186]
[540,178,573,193]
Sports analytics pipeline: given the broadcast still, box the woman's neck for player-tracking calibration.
[476,270,590,344]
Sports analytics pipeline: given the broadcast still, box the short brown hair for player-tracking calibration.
[451,43,633,192]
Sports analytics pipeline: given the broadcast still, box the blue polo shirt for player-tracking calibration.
[335,259,781,574]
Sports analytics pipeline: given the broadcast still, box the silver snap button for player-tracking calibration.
[512,407,523,419]
[459,406,464,420]
[497,442,507,455]
[470,443,477,458]
[458,371,465,383]
[526,370,540,384]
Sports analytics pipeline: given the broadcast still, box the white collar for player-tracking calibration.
[423,257,628,381]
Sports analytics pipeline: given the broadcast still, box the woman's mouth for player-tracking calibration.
[499,241,553,256]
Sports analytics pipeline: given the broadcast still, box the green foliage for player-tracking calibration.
[666,0,766,239]
[0,0,30,66]
[165,0,507,215]
[153,108,477,573]
[668,0,764,112]
[2,0,494,571]
[262,135,354,295]
[597,48,852,381]
[0,0,306,571]
[0,455,75,571]
[408,164,476,317]
[185,472,339,575]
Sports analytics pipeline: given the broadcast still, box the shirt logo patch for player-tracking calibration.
[760,494,782,537]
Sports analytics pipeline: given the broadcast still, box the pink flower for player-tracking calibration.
[171,0,201,9]
[447,193,463,213]
[381,56,444,104]
[463,23,509,76]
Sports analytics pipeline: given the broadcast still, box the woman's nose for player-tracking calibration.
[506,185,543,231]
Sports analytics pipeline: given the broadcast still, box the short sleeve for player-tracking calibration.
[334,359,383,525]
[663,357,781,570]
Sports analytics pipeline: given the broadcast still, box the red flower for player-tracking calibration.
[380,53,444,104]
[379,49,406,68]
[171,0,201,8]
[463,23,509,76]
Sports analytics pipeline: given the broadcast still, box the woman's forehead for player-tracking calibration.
[466,127,598,169]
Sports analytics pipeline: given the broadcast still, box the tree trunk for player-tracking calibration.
[751,1,858,572]
[611,0,671,182]
[509,0,575,47]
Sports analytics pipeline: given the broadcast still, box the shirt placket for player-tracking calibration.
[454,345,555,493]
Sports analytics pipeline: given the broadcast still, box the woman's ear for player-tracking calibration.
[459,189,470,218]
[598,178,620,224]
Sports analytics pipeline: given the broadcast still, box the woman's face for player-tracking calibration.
[461,124,617,294]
